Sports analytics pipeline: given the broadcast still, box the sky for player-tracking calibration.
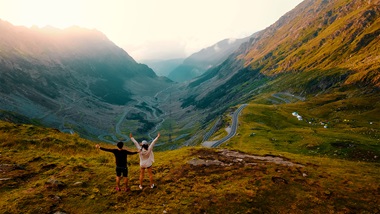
[0,0,303,61]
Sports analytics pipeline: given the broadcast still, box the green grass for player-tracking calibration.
[1,88,380,214]
[222,93,380,162]
[209,92,379,213]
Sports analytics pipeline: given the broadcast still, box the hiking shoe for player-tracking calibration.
[139,185,143,190]
[124,188,130,192]
[115,187,121,191]
[151,184,155,189]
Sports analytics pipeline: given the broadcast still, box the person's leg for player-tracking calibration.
[116,176,121,190]
[147,167,154,187]
[139,167,145,188]
[122,168,129,190]
[115,167,122,190]
[124,177,129,190]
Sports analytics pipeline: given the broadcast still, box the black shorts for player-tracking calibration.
[141,165,152,169]
[116,166,128,177]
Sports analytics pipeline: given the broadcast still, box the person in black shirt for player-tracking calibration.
[95,142,139,192]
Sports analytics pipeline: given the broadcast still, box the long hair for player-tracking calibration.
[142,144,149,150]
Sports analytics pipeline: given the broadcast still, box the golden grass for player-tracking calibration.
[1,90,380,214]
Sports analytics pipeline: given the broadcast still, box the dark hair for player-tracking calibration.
[117,142,124,149]
[142,144,149,150]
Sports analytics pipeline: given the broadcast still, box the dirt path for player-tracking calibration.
[271,92,305,104]
[189,149,304,168]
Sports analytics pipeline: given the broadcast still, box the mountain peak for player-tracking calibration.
[167,36,251,82]
[0,20,170,138]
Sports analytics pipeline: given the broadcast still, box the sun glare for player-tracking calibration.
[3,0,88,29]
[0,0,304,60]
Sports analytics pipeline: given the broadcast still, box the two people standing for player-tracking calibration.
[95,132,160,192]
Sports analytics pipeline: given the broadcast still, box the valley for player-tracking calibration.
[0,0,380,213]
[99,94,167,144]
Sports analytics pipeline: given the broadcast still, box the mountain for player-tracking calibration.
[180,0,380,112]
[1,0,379,146]
[141,58,184,77]
[154,0,380,148]
[167,37,250,82]
[1,1,380,212]
[0,20,172,138]
[243,0,380,80]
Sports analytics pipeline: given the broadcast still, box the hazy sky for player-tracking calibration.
[0,0,303,61]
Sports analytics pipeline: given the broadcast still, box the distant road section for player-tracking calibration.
[202,117,221,142]
[206,104,247,148]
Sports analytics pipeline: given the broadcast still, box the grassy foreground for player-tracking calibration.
[207,92,380,213]
[1,95,379,214]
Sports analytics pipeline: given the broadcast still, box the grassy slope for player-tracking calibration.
[1,88,380,214]
[243,0,380,87]
[228,99,380,160]
[209,90,380,213]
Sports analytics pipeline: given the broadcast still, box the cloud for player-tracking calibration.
[124,39,187,61]
[228,38,237,44]
[214,44,221,52]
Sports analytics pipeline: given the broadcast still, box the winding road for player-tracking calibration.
[205,93,303,147]
[209,104,247,148]
[97,86,171,144]
[202,117,221,142]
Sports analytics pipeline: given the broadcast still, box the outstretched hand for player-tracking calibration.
[129,133,133,138]
[157,133,160,138]
[95,144,100,149]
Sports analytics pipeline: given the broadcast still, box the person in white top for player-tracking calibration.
[130,132,160,189]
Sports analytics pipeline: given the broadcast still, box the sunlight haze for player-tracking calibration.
[0,0,303,61]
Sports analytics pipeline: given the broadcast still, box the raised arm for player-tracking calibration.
[130,133,141,150]
[95,144,113,152]
[148,133,160,151]
[125,149,139,155]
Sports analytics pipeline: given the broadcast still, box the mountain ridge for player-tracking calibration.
[167,36,250,82]
[1,1,380,212]
[243,0,380,84]
[142,58,184,77]
[153,0,380,149]
[179,0,380,114]
[0,19,172,138]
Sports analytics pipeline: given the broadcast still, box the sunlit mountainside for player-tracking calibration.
[244,0,380,81]
[165,0,379,152]
[180,0,379,112]
[0,0,379,213]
